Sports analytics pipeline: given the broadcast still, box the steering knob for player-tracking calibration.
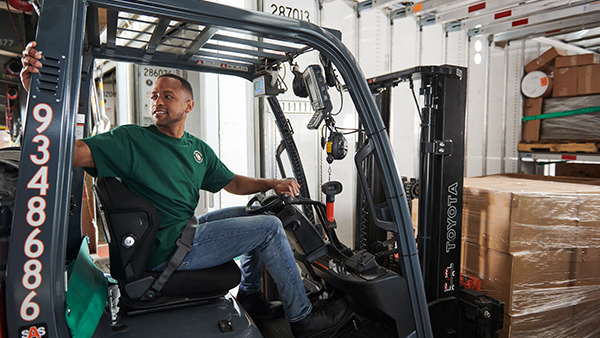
[321,181,343,222]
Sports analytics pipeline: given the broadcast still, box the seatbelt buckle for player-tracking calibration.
[176,238,193,253]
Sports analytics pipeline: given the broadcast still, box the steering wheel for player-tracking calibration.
[245,192,286,215]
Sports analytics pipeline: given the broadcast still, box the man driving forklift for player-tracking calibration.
[20,41,353,338]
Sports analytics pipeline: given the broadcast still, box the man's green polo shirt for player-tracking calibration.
[82,124,234,269]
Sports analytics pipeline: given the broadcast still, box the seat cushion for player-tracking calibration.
[146,260,241,298]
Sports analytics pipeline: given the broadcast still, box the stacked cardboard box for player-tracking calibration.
[553,54,600,97]
[524,47,568,74]
[461,175,600,337]
[521,48,600,142]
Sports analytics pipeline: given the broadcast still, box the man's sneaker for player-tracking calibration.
[290,298,353,338]
[237,291,284,321]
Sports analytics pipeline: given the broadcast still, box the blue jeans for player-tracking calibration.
[155,206,312,322]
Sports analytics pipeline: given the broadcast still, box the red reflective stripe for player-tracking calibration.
[313,261,329,270]
[494,10,511,20]
[512,18,529,27]
[468,2,486,12]
[562,154,577,160]
[545,29,562,35]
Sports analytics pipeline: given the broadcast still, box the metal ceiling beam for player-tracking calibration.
[581,42,600,49]
[566,32,600,43]
[93,44,255,79]
[491,11,600,42]
[405,0,482,17]
[357,0,373,11]
[212,34,299,54]
[202,42,287,60]
[145,18,170,55]
[195,50,262,65]
[433,0,528,25]
[106,9,118,49]
[371,0,399,9]
[180,26,218,61]
[532,36,597,54]
[460,0,586,30]
[470,2,600,37]
[86,5,102,47]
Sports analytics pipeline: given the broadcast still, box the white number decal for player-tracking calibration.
[27,166,49,196]
[20,291,40,322]
[23,260,42,290]
[24,228,44,259]
[30,135,50,165]
[26,197,46,227]
[33,103,53,134]
[21,102,54,321]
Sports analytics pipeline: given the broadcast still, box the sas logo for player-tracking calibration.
[20,323,47,338]
[193,150,203,164]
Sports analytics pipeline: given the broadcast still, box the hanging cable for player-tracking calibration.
[280,62,287,82]
[335,126,362,135]
[330,76,344,116]
[409,77,423,123]
[4,0,26,50]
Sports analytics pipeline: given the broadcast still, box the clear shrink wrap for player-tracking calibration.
[540,95,600,140]
[461,175,600,337]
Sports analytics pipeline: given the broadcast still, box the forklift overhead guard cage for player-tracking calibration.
[5,0,432,337]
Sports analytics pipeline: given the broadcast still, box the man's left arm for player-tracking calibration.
[224,175,299,196]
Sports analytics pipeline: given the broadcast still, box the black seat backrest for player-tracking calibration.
[93,177,241,310]
[93,177,159,283]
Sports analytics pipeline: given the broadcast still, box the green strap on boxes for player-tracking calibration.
[522,106,600,122]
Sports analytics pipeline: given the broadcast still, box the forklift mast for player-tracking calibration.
[366,66,466,302]
[366,67,503,337]
[4,0,434,337]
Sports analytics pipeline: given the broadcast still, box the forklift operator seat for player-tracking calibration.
[93,177,240,310]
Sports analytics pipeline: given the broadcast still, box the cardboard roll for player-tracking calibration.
[521,71,553,98]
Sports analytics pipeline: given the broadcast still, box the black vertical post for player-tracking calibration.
[365,66,465,338]
[355,88,392,251]
[66,50,95,262]
[417,73,438,298]
[266,97,314,222]
[5,0,87,337]
[417,67,467,337]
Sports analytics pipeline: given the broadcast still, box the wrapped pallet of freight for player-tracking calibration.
[521,49,600,145]
[461,175,600,338]
[520,94,600,144]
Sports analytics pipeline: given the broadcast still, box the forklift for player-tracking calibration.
[0,0,503,337]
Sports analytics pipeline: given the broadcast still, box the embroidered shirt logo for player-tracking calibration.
[193,150,203,164]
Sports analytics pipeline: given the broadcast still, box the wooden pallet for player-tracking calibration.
[518,141,600,153]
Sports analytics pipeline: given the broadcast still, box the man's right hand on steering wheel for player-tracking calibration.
[273,177,300,197]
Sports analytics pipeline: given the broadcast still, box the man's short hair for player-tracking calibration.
[158,73,194,100]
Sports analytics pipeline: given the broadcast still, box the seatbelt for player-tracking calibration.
[142,214,198,300]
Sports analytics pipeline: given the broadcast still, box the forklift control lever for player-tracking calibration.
[345,250,378,274]
[321,181,342,222]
